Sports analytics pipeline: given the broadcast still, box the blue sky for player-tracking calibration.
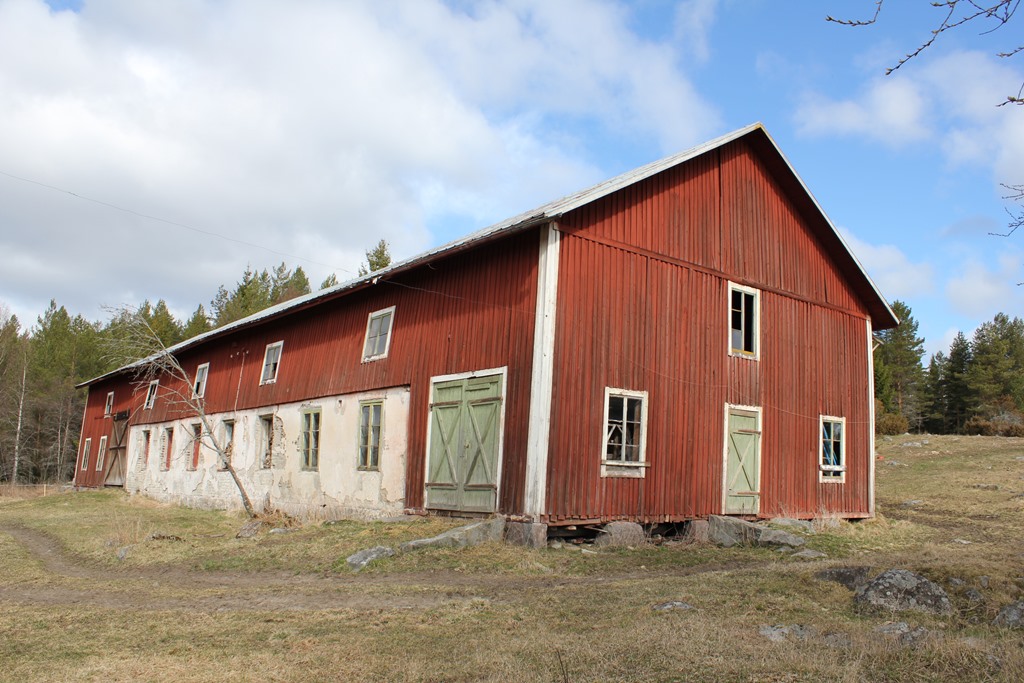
[1,0,1022,360]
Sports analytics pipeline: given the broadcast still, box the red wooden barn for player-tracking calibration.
[75,123,897,535]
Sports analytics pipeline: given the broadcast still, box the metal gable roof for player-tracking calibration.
[80,122,896,387]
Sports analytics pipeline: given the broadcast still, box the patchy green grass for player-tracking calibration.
[1,434,1024,681]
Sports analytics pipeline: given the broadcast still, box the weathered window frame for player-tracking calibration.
[189,424,202,471]
[81,438,92,471]
[301,409,321,471]
[144,380,159,410]
[220,420,234,471]
[141,430,151,467]
[729,282,760,359]
[260,341,284,385]
[96,435,107,472]
[104,392,115,417]
[820,415,846,483]
[258,414,274,469]
[194,363,210,398]
[361,306,395,362]
[162,427,174,471]
[358,400,383,470]
[601,387,649,478]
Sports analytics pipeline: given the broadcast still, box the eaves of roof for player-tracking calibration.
[79,122,897,388]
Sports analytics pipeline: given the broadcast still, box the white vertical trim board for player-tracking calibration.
[866,318,876,518]
[524,223,561,519]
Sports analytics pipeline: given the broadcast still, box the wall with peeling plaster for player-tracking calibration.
[124,386,410,520]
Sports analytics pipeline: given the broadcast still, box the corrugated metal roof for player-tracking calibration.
[80,122,896,387]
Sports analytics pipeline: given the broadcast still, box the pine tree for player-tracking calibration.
[966,313,1024,420]
[944,331,972,432]
[320,273,339,290]
[358,240,392,276]
[921,351,947,433]
[181,304,212,340]
[874,300,926,427]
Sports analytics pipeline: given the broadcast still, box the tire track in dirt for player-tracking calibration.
[0,523,757,613]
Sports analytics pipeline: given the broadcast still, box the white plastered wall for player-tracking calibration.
[124,386,410,520]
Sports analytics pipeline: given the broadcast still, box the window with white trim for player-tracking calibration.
[820,416,846,482]
[301,409,321,470]
[162,427,174,471]
[81,438,92,471]
[601,388,648,477]
[96,435,107,472]
[259,415,274,469]
[260,342,283,385]
[362,306,395,362]
[104,392,115,416]
[194,363,210,398]
[141,430,151,467]
[144,380,159,409]
[729,283,759,358]
[358,401,383,470]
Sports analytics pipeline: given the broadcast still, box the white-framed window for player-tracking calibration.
[820,415,846,483]
[260,341,284,385]
[194,363,210,398]
[729,282,759,359]
[601,388,649,478]
[220,420,234,470]
[301,409,321,470]
[358,401,383,470]
[104,392,115,417]
[96,435,108,472]
[144,380,159,409]
[259,415,274,469]
[362,306,395,362]
[81,438,92,471]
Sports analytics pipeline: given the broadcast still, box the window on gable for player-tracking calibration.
[358,401,383,470]
[144,380,159,409]
[261,342,284,385]
[362,306,395,362]
[194,363,210,398]
[189,424,202,471]
[104,392,115,417]
[301,409,321,470]
[820,416,846,483]
[259,415,274,469]
[729,283,759,358]
[81,438,92,471]
[96,436,108,472]
[601,388,648,478]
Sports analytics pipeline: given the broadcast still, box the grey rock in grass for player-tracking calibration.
[900,441,922,448]
[993,600,1024,628]
[979,576,990,588]
[900,500,924,508]
[399,516,505,552]
[823,632,852,648]
[145,532,183,542]
[971,484,999,491]
[346,545,395,572]
[854,569,953,615]
[594,521,646,548]
[875,621,911,635]
[235,519,263,538]
[652,601,693,611]
[771,517,815,533]
[708,515,805,549]
[874,621,930,646]
[504,521,547,548]
[791,549,827,559]
[816,566,874,591]
[268,527,294,535]
[680,519,709,544]
[759,624,814,642]
[963,588,985,604]
[116,545,132,561]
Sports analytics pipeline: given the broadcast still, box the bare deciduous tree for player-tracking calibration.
[105,306,255,517]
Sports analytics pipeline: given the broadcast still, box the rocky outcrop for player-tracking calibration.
[708,515,805,548]
[854,569,953,615]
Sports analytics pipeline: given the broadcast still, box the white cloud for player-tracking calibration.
[945,252,1024,318]
[673,0,717,64]
[839,229,934,299]
[794,76,931,146]
[0,0,717,325]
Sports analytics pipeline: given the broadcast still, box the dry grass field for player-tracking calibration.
[1,434,1023,682]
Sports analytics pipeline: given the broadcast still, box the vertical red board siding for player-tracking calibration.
[75,233,539,513]
[545,138,873,523]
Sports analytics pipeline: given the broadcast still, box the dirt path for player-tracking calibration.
[0,523,749,613]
